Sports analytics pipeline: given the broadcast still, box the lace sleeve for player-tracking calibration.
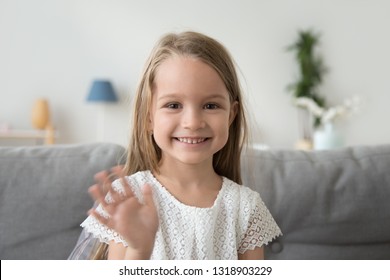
[238,192,282,254]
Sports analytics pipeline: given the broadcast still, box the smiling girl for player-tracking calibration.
[79,31,281,260]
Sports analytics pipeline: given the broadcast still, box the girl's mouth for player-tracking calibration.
[175,137,208,144]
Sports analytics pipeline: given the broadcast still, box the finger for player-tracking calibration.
[98,167,124,202]
[106,181,125,204]
[89,184,120,217]
[93,165,124,194]
[88,208,111,227]
[94,170,110,184]
[88,184,109,208]
[109,166,125,185]
[110,165,125,176]
[94,170,111,195]
[110,166,134,199]
[142,184,155,208]
[119,176,135,198]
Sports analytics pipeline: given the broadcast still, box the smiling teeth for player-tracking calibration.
[177,138,206,144]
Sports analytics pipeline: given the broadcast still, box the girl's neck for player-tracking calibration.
[154,160,222,208]
[158,161,219,189]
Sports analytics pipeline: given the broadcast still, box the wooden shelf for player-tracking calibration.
[0,128,57,145]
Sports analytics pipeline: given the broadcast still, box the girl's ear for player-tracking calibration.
[229,101,239,126]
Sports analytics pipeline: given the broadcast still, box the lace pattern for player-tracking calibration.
[80,171,282,259]
[237,197,281,254]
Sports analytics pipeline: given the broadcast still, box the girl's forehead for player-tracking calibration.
[153,56,227,93]
[156,55,207,72]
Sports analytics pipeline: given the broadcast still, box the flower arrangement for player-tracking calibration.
[294,96,360,127]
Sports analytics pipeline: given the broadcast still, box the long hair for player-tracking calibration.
[125,31,248,184]
[94,31,248,259]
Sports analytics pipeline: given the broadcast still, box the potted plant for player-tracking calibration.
[287,29,327,149]
[287,30,360,150]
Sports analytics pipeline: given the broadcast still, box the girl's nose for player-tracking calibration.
[182,108,206,130]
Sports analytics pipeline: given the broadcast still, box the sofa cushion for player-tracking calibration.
[242,144,390,259]
[0,143,126,259]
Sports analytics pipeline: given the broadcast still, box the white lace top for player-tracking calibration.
[81,170,282,259]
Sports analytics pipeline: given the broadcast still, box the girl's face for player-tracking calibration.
[150,55,237,168]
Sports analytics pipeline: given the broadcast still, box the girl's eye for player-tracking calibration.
[166,103,181,109]
[204,103,219,110]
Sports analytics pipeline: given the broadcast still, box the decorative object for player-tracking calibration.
[86,79,118,141]
[313,122,342,150]
[286,29,328,149]
[31,98,51,130]
[295,96,360,150]
[287,30,361,150]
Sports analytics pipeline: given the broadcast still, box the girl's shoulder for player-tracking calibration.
[220,177,266,215]
[222,177,261,201]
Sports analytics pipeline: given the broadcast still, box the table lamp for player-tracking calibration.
[87,80,118,103]
[86,80,118,141]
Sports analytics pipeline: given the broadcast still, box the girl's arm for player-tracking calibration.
[107,241,153,260]
[238,246,264,260]
[107,241,126,259]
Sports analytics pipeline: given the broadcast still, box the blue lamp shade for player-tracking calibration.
[87,80,118,102]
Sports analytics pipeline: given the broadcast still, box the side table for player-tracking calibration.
[0,127,56,145]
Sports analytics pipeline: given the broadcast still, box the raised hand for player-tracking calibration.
[88,169,159,259]
[91,165,125,199]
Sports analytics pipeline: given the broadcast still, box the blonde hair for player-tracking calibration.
[124,31,248,184]
[92,31,249,259]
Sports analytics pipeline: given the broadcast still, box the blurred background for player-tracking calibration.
[1,0,389,149]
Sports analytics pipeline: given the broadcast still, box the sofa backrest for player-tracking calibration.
[0,143,126,260]
[241,144,390,259]
[2,142,389,260]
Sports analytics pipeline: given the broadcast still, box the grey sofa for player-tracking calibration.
[1,142,389,259]
[0,143,126,259]
[242,145,390,259]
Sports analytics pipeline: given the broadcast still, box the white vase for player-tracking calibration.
[313,123,343,150]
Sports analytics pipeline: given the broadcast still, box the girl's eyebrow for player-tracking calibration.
[157,93,181,101]
[206,94,229,100]
[158,93,229,101]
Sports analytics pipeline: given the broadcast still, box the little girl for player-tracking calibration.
[78,31,281,260]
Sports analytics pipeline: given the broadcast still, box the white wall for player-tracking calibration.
[1,0,389,149]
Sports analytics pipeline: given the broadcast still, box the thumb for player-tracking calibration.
[142,184,155,207]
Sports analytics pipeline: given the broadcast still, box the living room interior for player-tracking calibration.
[1,0,389,263]
[1,0,389,149]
